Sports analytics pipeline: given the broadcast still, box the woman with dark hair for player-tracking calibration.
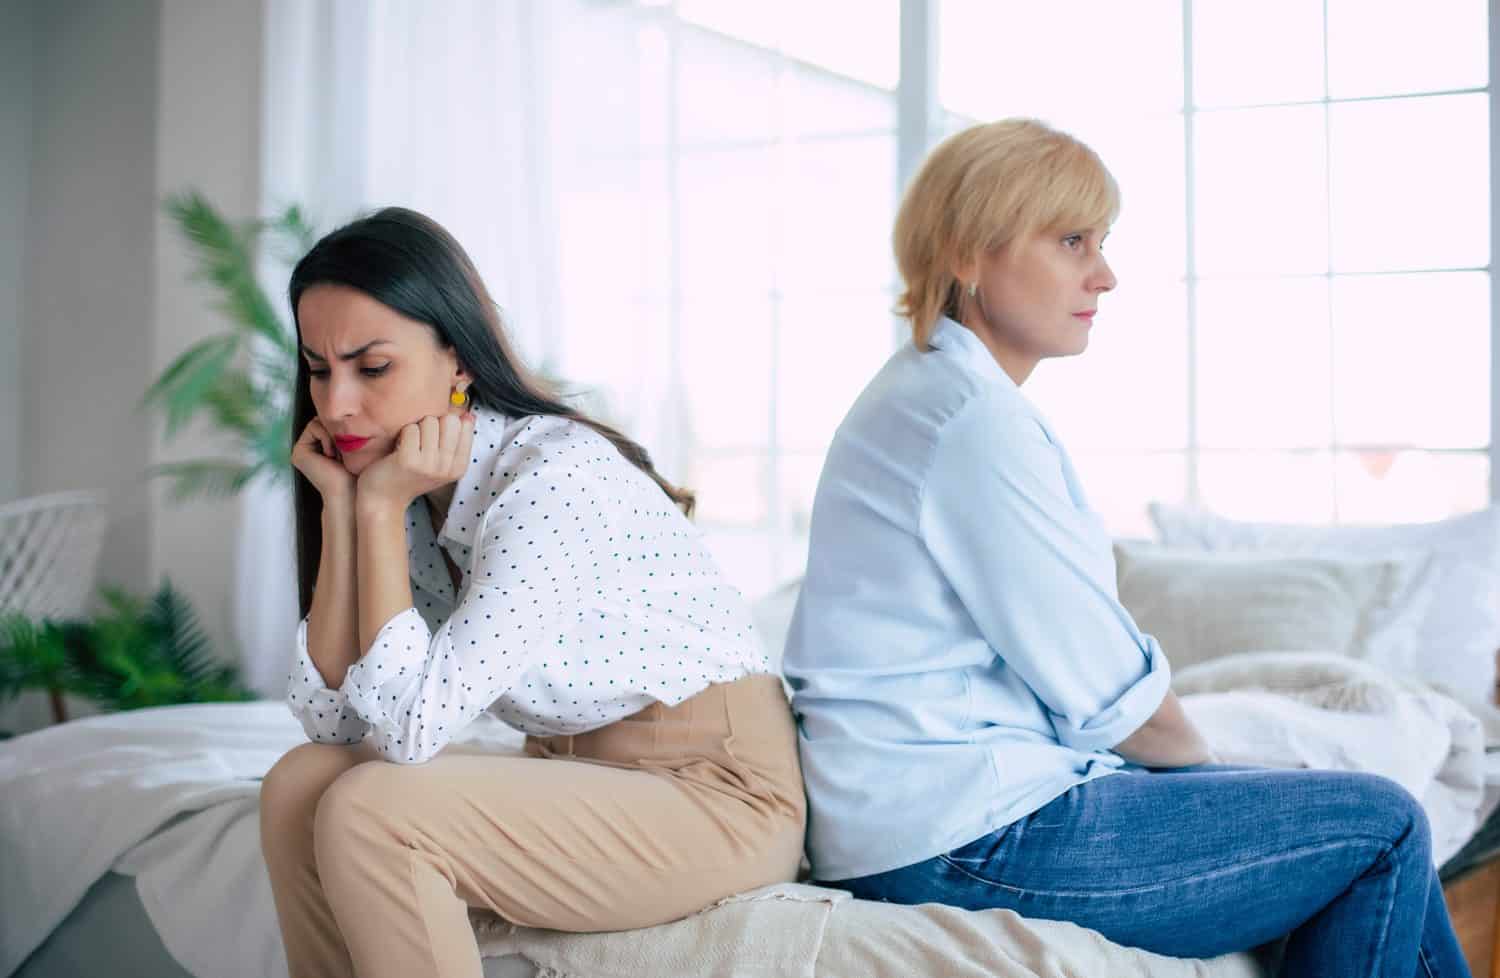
[258,208,804,978]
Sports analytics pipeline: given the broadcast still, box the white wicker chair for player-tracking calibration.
[0,490,110,620]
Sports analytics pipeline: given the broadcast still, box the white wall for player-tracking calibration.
[4,0,264,735]
[23,0,160,587]
[151,0,262,671]
[0,0,34,504]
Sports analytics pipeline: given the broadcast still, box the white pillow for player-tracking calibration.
[1149,502,1500,703]
[1114,543,1434,676]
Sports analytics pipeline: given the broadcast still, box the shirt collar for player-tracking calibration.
[402,405,512,601]
[437,404,511,552]
[926,316,1019,391]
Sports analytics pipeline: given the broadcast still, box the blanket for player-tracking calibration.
[1174,650,1486,865]
[475,883,1271,978]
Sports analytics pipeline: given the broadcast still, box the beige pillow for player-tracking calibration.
[1114,543,1434,675]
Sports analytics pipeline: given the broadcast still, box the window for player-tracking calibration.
[939,0,1492,535]
[352,0,1493,598]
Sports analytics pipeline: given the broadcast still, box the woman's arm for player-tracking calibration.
[1112,690,1214,768]
[305,496,362,688]
[920,396,1173,755]
[354,498,415,654]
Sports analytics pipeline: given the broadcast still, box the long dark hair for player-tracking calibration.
[287,207,693,616]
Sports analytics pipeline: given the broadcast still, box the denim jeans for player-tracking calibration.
[823,765,1470,978]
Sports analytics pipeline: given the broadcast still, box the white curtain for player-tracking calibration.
[239,0,660,694]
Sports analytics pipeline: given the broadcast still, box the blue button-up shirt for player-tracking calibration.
[783,316,1172,881]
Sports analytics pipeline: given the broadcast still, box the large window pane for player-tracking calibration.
[1195,278,1332,450]
[679,147,777,294]
[546,12,670,155]
[1331,272,1490,450]
[1069,114,1187,282]
[779,0,899,90]
[1329,94,1489,274]
[1334,450,1490,523]
[1068,452,1190,539]
[554,155,671,303]
[1027,281,1189,452]
[780,135,897,292]
[776,291,897,453]
[678,0,899,90]
[698,528,777,600]
[778,453,827,537]
[1191,0,1325,108]
[681,294,773,452]
[1198,451,1338,523]
[1327,0,1487,100]
[690,454,769,526]
[784,62,897,139]
[938,1,1183,122]
[677,23,780,146]
[1194,105,1328,276]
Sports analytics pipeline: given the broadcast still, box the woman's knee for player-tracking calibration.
[1332,772,1431,858]
[261,741,372,839]
[311,757,411,860]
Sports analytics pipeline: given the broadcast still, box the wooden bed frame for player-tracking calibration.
[1448,661,1500,977]
[1445,856,1500,977]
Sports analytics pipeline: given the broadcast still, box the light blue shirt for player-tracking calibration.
[782,316,1172,881]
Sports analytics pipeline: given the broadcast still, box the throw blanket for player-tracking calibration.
[476,884,1270,978]
[1175,650,1486,865]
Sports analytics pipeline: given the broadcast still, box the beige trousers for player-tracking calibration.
[259,674,805,978]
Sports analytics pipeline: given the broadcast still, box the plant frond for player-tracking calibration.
[147,459,260,501]
[142,334,242,436]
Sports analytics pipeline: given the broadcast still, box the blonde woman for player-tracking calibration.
[781,120,1469,977]
[258,208,804,978]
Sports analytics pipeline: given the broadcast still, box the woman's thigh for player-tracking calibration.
[830,767,1428,959]
[313,749,805,932]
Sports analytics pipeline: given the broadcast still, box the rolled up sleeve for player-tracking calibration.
[919,393,1170,754]
[286,617,370,746]
[335,461,583,764]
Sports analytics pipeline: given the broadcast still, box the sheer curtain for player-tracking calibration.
[239,0,575,694]
[240,0,902,692]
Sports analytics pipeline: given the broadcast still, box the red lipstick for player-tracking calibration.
[334,435,371,453]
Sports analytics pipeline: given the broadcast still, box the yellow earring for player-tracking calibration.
[450,389,469,407]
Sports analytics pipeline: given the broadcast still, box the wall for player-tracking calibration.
[3,0,263,734]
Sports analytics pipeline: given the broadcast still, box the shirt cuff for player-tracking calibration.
[339,607,432,728]
[287,617,368,745]
[1053,635,1173,754]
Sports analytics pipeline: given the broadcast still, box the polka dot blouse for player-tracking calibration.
[287,407,771,763]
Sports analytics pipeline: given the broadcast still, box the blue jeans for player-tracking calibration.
[823,766,1470,978]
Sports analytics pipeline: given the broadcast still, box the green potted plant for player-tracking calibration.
[143,192,315,499]
[0,580,255,734]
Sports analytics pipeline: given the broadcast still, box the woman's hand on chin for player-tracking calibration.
[356,412,476,517]
[292,418,357,505]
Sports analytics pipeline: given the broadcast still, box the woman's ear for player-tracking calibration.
[952,255,978,292]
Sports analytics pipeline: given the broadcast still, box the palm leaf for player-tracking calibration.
[147,459,260,501]
[146,192,307,501]
[199,369,261,437]
[148,583,215,677]
[165,191,294,356]
[142,333,242,436]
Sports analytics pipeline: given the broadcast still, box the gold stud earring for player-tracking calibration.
[450,389,469,408]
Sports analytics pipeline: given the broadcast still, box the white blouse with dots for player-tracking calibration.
[287,407,771,763]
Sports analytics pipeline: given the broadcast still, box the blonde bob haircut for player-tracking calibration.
[893,118,1120,348]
